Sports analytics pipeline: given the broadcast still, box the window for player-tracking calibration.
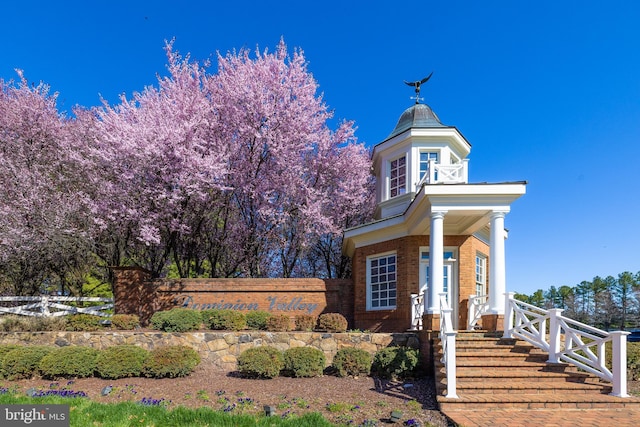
[390,156,406,197]
[419,152,438,181]
[475,254,487,296]
[367,253,397,310]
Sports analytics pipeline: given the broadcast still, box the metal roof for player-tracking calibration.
[385,103,446,140]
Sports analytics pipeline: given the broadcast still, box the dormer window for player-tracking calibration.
[390,155,406,197]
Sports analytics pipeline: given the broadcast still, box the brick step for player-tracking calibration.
[445,351,549,360]
[437,393,640,411]
[435,359,575,371]
[444,369,601,382]
[437,380,612,393]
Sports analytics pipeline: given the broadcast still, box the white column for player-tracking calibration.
[489,211,507,314]
[427,210,447,313]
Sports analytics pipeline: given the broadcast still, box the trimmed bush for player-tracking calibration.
[66,314,102,331]
[266,314,292,332]
[143,345,200,378]
[39,346,99,379]
[0,316,67,332]
[95,345,149,379]
[295,314,317,332]
[245,310,271,330]
[283,347,325,378]
[237,346,284,379]
[371,346,420,379]
[110,314,140,330]
[201,309,246,331]
[150,308,201,332]
[1,346,53,380]
[332,348,372,377]
[318,313,348,333]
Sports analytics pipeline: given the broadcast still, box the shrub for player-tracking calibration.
[237,346,284,378]
[150,308,201,332]
[143,345,200,378]
[201,309,246,331]
[66,314,102,331]
[39,346,99,379]
[0,316,67,332]
[318,313,348,332]
[266,314,292,332]
[1,346,53,380]
[110,314,140,330]
[371,347,420,379]
[95,345,149,379]
[246,310,271,330]
[332,348,372,377]
[295,314,317,332]
[283,347,325,378]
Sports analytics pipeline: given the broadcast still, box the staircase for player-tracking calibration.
[434,331,640,416]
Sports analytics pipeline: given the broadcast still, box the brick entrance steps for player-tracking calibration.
[434,331,640,415]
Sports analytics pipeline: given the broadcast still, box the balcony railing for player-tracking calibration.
[417,159,469,187]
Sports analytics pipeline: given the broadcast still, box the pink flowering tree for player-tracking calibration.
[0,72,97,294]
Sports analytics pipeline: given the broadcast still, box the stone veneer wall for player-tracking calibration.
[0,331,420,372]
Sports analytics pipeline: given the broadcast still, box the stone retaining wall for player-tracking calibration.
[0,331,420,371]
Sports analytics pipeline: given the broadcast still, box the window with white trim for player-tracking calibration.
[419,151,438,181]
[367,252,397,310]
[390,156,406,197]
[475,253,487,296]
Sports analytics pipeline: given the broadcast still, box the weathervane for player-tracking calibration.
[404,72,433,104]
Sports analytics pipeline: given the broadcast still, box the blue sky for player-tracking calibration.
[2,1,639,295]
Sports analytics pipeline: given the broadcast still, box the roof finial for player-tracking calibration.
[404,72,433,104]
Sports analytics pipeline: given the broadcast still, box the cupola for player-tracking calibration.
[372,91,472,220]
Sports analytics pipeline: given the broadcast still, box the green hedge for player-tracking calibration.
[371,346,420,379]
[283,347,325,377]
[237,346,284,379]
[95,345,149,379]
[332,347,372,377]
[201,309,246,331]
[150,308,202,332]
[39,346,99,379]
[1,346,53,380]
[143,345,200,378]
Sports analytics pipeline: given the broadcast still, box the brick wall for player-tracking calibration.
[112,268,354,327]
[352,234,489,332]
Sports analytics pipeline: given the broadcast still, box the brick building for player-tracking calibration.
[342,94,526,333]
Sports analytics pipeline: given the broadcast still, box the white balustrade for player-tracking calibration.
[410,293,424,330]
[439,292,458,398]
[467,294,489,330]
[504,292,629,397]
[416,159,469,187]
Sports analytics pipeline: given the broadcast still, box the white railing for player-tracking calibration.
[439,292,458,398]
[417,159,469,187]
[504,292,630,397]
[410,293,424,330]
[0,296,113,318]
[467,293,489,330]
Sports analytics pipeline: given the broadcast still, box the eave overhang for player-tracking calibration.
[342,181,527,257]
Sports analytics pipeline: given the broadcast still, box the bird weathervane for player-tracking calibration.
[404,72,433,104]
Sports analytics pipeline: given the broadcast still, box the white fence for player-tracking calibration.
[503,292,629,397]
[439,292,458,398]
[467,294,489,330]
[0,296,113,318]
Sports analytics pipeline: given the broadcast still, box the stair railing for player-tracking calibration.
[410,293,424,330]
[467,293,489,330]
[439,292,458,398]
[503,292,630,397]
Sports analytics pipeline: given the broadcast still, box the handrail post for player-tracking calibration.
[503,292,515,338]
[467,294,476,331]
[610,331,630,397]
[445,330,458,398]
[41,295,50,316]
[547,308,563,363]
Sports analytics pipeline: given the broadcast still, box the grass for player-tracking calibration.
[0,393,335,427]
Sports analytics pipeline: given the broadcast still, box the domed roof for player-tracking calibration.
[386,103,445,140]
